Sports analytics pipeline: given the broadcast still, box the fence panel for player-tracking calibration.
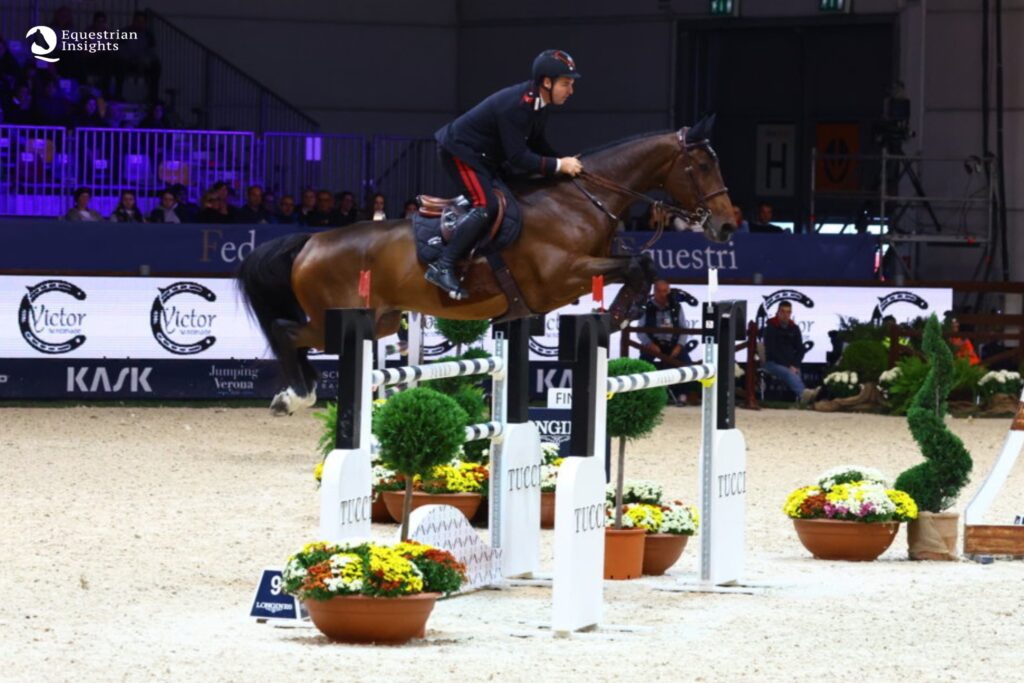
[261,133,366,202]
[0,125,71,217]
[371,136,458,218]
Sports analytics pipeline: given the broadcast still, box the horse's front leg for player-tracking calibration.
[569,253,657,327]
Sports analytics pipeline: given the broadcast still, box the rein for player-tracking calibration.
[571,128,729,252]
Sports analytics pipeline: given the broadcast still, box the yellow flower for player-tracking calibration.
[887,489,919,520]
[313,461,324,482]
[624,503,663,532]
[394,541,430,557]
[783,486,819,518]
[368,546,423,594]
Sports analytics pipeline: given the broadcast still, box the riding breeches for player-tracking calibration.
[437,147,501,220]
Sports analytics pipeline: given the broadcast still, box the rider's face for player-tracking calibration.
[547,76,575,105]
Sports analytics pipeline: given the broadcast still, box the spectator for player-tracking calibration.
[0,38,20,87]
[336,191,358,225]
[116,11,161,103]
[262,191,277,216]
[949,317,980,366]
[84,12,117,95]
[732,206,750,233]
[63,187,104,221]
[365,193,387,221]
[32,79,68,126]
[276,194,299,223]
[110,190,145,222]
[196,190,230,223]
[306,190,339,228]
[638,279,691,405]
[169,184,198,222]
[148,189,184,223]
[297,188,317,224]
[210,181,237,220]
[403,199,419,219]
[74,96,108,128]
[139,101,173,129]
[750,202,784,233]
[5,84,33,124]
[235,184,273,223]
[763,300,817,404]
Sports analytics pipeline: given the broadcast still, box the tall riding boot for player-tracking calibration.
[425,207,490,300]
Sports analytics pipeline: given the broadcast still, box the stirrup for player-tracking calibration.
[425,265,468,300]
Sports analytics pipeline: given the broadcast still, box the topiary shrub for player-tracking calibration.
[450,384,490,464]
[836,340,888,383]
[893,315,972,513]
[606,357,667,528]
[435,318,490,356]
[374,387,467,539]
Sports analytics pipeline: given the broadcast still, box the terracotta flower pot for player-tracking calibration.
[907,511,960,561]
[305,592,439,644]
[642,533,689,575]
[793,518,899,561]
[604,527,646,580]
[371,494,392,524]
[381,490,482,524]
[540,491,556,529]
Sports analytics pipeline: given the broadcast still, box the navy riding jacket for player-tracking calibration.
[435,80,561,177]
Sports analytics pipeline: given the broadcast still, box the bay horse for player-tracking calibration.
[238,116,736,415]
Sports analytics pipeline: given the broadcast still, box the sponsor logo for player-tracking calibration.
[18,279,87,354]
[151,281,218,355]
[26,25,137,63]
[535,418,572,444]
[870,291,929,323]
[209,365,258,394]
[67,366,152,393]
[755,288,815,354]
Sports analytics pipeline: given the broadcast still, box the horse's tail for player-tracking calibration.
[236,232,313,364]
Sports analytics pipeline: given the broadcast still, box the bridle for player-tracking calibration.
[572,127,730,249]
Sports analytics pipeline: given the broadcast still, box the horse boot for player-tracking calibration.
[425,206,490,300]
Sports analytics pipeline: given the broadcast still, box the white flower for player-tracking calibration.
[879,367,901,384]
[817,465,891,491]
[660,502,700,535]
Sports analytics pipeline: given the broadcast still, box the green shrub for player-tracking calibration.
[435,318,490,354]
[836,340,889,383]
[894,315,973,513]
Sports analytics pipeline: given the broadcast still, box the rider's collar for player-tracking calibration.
[535,92,548,111]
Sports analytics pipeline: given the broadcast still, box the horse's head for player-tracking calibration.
[663,115,736,243]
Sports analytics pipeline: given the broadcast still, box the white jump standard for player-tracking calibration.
[318,308,544,580]
[552,298,749,635]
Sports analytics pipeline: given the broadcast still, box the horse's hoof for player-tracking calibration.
[269,391,293,416]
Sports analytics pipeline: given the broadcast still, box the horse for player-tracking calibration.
[238,115,736,415]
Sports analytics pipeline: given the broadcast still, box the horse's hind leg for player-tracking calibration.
[269,319,319,416]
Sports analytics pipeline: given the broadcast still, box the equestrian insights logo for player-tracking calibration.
[150,282,218,355]
[18,279,88,354]
[26,24,137,63]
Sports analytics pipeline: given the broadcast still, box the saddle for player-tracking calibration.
[411,186,532,321]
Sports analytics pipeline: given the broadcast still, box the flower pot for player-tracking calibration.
[371,495,391,524]
[907,511,959,561]
[604,527,646,580]
[642,533,689,576]
[470,497,489,528]
[304,592,439,644]
[792,518,899,561]
[540,491,556,529]
[381,490,482,524]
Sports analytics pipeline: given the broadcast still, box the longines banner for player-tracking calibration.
[0,221,877,280]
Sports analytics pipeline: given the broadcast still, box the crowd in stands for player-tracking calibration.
[61,182,420,225]
[1,8,172,129]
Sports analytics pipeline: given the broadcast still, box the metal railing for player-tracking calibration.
[0,125,71,217]
[261,133,366,200]
[371,136,458,216]
[147,9,317,133]
[72,127,255,215]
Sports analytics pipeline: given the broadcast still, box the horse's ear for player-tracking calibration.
[685,113,716,143]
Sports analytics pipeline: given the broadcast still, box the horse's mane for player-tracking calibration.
[506,129,673,196]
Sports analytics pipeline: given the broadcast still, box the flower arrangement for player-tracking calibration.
[541,457,563,493]
[605,480,664,506]
[978,370,1023,403]
[541,442,561,464]
[823,370,861,399]
[878,366,901,401]
[421,461,489,494]
[605,501,700,535]
[283,539,466,601]
[784,466,918,524]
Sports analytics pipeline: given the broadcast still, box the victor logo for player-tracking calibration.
[870,291,929,323]
[150,282,217,355]
[19,280,87,354]
[67,367,152,393]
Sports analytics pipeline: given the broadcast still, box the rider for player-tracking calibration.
[426,49,585,299]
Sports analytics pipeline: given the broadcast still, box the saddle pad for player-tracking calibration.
[412,185,522,268]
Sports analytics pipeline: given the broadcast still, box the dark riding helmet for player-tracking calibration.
[532,49,582,85]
